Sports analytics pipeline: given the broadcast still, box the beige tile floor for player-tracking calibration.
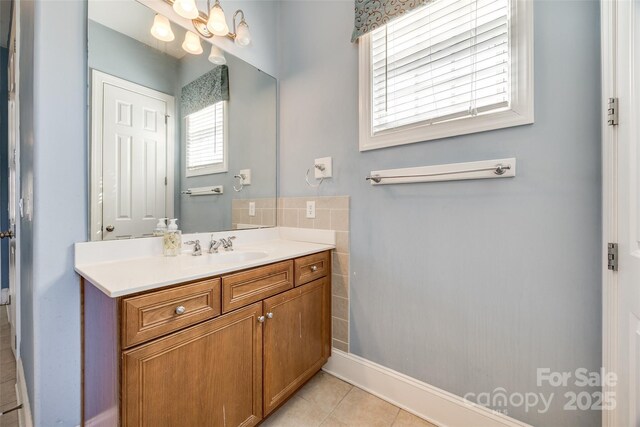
[262,371,438,427]
[0,310,18,427]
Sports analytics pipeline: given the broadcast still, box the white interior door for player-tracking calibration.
[606,0,640,425]
[93,71,174,240]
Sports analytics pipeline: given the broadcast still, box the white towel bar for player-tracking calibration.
[181,185,224,195]
[366,158,516,185]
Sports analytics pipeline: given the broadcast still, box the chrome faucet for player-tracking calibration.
[185,240,202,256]
[220,236,237,251]
[209,235,222,254]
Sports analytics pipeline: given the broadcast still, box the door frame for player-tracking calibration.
[7,0,21,359]
[601,1,619,426]
[89,70,175,241]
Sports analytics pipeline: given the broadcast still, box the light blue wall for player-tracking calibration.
[32,0,87,424]
[88,20,179,96]
[278,1,602,426]
[16,0,87,424]
[18,0,35,409]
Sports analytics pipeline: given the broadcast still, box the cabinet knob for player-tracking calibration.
[175,306,186,315]
[258,315,265,323]
[310,265,318,272]
[266,312,274,319]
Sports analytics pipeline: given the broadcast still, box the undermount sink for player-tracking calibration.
[179,250,269,267]
[211,251,269,263]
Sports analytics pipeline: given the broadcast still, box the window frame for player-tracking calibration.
[358,0,534,151]
[184,101,229,177]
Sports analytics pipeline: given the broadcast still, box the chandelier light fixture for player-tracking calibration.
[150,14,175,42]
[151,0,251,63]
[182,30,204,54]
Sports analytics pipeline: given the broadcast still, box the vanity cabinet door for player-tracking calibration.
[262,278,331,415]
[121,303,263,427]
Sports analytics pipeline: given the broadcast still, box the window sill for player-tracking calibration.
[359,107,534,152]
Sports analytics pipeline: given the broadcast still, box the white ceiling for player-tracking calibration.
[88,0,188,59]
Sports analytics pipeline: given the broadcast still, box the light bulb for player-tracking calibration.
[150,14,175,42]
[234,20,251,47]
[172,0,199,19]
[207,3,229,36]
[182,31,203,54]
[208,45,227,65]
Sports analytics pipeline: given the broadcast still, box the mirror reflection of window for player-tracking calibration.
[185,101,227,176]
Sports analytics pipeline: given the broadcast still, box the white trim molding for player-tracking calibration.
[358,0,534,151]
[16,358,33,427]
[600,0,618,426]
[323,350,532,427]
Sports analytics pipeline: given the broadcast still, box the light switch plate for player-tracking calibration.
[314,157,332,179]
[306,201,316,219]
[249,202,256,217]
[240,169,251,185]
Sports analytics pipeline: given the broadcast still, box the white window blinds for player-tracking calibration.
[370,0,510,134]
[186,102,225,173]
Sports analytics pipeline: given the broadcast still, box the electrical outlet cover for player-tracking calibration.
[306,201,316,218]
[240,169,251,185]
[314,157,332,179]
[249,202,256,217]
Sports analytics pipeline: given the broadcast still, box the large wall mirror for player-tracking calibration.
[87,0,277,240]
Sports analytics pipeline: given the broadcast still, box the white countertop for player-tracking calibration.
[75,228,335,298]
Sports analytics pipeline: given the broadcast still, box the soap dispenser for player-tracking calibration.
[153,218,168,237]
[163,219,182,257]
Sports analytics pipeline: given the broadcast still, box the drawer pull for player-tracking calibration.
[266,312,274,319]
[175,306,186,315]
[258,315,265,323]
[310,265,318,272]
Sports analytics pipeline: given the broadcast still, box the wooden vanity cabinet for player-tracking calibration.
[82,251,332,427]
[263,277,331,415]
[121,303,263,427]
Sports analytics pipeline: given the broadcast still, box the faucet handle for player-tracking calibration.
[220,236,237,251]
[209,236,222,254]
[185,240,202,256]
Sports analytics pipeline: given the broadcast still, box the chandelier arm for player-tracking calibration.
[162,0,248,41]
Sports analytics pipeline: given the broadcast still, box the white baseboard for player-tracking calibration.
[16,358,33,427]
[5,306,16,360]
[323,350,532,427]
[84,407,118,427]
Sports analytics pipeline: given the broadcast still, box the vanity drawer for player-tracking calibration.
[295,251,330,286]
[121,279,221,348]
[222,260,294,313]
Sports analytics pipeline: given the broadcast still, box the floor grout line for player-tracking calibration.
[324,381,354,423]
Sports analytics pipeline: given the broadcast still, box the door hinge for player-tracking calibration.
[608,98,618,126]
[608,243,618,271]
[165,114,169,124]
[164,177,168,186]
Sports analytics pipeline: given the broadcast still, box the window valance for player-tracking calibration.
[181,65,230,117]
[351,0,430,42]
